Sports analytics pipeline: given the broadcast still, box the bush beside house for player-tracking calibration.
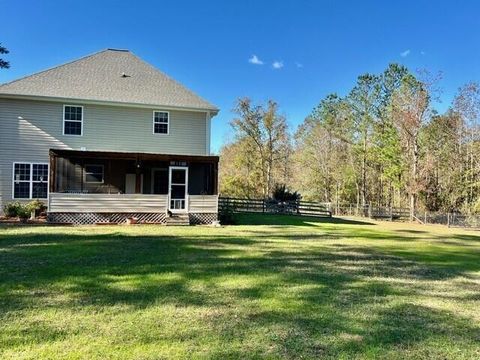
[2,200,46,222]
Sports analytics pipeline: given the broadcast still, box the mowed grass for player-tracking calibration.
[0,215,479,359]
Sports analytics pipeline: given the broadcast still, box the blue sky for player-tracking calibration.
[1,0,479,153]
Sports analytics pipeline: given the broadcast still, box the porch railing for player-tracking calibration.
[49,193,169,213]
[189,195,219,213]
[48,193,219,214]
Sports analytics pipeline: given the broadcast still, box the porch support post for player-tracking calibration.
[213,161,218,195]
[135,156,142,194]
[49,153,56,193]
[108,160,112,194]
[80,159,84,192]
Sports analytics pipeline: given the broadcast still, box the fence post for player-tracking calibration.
[424,211,427,225]
[262,199,265,213]
[447,213,450,228]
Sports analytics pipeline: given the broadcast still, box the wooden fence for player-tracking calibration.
[218,197,332,218]
[218,197,480,229]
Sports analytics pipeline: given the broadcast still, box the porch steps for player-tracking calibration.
[165,213,190,226]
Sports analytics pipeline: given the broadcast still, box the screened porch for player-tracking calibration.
[48,149,219,215]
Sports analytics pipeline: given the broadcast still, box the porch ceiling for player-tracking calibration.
[49,149,219,163]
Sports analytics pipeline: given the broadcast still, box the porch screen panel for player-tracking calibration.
[152,168,168,194]
[188,163,214,195]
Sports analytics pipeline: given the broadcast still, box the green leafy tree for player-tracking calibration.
[230,98,290,198]
[294,94,355,203]
[420,111,463,211]
[346,74,381,209]
[219,138,263,198]
[390,74,433,219]
[373,64,410,207]
[453,82,480,210]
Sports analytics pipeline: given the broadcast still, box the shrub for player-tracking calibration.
[271,184,301,203]
[471,198,480,215]
[2,200,45,220]
[219,202,236,225]
[3,202,22,218]
[16,205,31,220]
[268,184,302,213]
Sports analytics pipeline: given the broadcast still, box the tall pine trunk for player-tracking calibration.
[409,139,419,221]
[361,132,368,216]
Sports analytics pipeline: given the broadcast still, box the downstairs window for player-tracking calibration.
[13,163,49,199]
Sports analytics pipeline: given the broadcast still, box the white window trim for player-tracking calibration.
[63,104,84,136]
[153,110,170,135]
[84,164,105,184]
[12,162,49,200]
[168,166,188,212]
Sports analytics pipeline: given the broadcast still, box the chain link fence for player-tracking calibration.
[415,211,480,228]
[326,203,480,230]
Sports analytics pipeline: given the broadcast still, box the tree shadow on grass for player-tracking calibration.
[0,227,479,357]
[334,303,480,357]
[233,213,375,226]
[397,229,428,234]
[1,231,478,301]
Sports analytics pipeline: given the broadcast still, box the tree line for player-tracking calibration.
[219,63,480,218]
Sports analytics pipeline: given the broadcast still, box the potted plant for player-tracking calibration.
[126,217,138,225]
[27,199,46,219]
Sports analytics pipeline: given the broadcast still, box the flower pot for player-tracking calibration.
[126,217,138,225]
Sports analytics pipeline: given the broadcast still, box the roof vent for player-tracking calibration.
[121,72,131,78]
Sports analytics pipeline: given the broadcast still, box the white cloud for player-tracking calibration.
[295,62,303,68]
[272,61,284,69]
[248,54,264,65]
[400,49,411,57]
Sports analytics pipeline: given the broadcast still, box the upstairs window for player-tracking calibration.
[153,111,169,134]
[13,163,48,199]
[63,105,83,136]
[84,164,104,183]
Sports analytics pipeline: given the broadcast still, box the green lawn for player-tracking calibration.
[0,215,479,359]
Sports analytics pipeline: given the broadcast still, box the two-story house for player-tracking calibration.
[0,49,219,225]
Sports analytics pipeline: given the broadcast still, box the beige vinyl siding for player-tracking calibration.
[49,193,168,213]
[188,195,219,213]
[0,98,209,212]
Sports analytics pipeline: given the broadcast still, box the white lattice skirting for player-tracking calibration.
[47,212,167,225]
[189,213,218,225]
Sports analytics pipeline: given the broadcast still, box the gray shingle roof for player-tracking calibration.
[0,49,218,112]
